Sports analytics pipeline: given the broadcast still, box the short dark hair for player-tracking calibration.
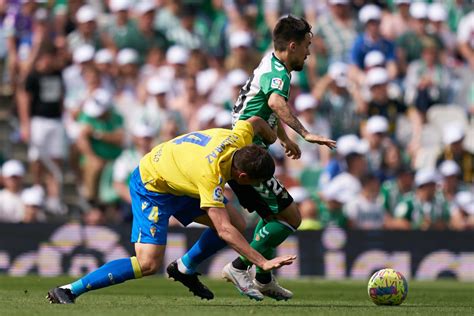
[273,15,312,51]
[360,173,379,187]
[233,145,275,180]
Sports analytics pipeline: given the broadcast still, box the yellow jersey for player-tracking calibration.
[139,120,254,208]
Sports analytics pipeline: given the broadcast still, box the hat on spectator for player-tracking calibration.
[455,191,474,215]
[21,186,44,207]
[394,0,410,4]
[428,3,447,22]
[229,31,253,49]
[359,5,382,24]
[364,50,385,69]
[110,0,131,12]
[134,1,156,15]
[410,2,428,20]
[34,8,48,21]
[295,94,318,112]
[227,69,248,87]
[166,45,189,65]
[288,186,309,204]
[2,160,25,178]
[367,67,389,87]
[132,124,157,138]
[83,89,113,118]
[337,134,367,156]
[116,48,139,65]
[415,168,439,187]
[442,124,465,145]
[328,62,348,87]
[197,104,218,125]
[73,44,95,64]
[366,115,389,134]
[95,49,114,64]
[439,160,460,177]
[329,0,349,4]
[76,5,96,23]
[322,177,353,204]
[215,110,233,128]
[146,76,171,95]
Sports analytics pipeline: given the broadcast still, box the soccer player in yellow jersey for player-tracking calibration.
[47,117,296,304]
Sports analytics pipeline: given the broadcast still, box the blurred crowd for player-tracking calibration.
[0,0,473,231]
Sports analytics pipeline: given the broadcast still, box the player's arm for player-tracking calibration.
[246,116,277,145]
[268,93,336,149]
[205,206,296,271]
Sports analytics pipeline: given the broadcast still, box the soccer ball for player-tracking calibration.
[367,268,408,306]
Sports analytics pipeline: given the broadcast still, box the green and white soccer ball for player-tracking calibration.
[367,268,408,306]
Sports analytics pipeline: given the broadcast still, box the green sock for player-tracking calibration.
[240,220,294,266]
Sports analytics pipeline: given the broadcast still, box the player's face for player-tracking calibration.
[290,33,311,71]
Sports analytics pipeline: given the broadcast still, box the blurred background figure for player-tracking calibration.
[0,160,26,223]
[450,191,474,231]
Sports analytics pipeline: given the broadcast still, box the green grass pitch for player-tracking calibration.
[0,276,473,315]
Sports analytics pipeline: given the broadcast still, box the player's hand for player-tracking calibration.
[261,255,297,271]
[281,139,301,159]
[303,134,337,149]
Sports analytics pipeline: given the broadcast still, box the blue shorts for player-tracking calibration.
[129,167,207,245]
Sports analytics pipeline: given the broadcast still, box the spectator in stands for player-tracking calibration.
[21,186,46,223]
[438,160,463,204]
[82,203,106,226]
[76,89,124,201]
[457,10,474,69]
[380,0,411,41]
[428,3,456,56]
[160,45,190,99]
[363,67,422,149]
[329,150,367,201]
[113,123,156,221]
[377,142,405,182]
[290,186,321,231]
[313,62,363,139]
[350,4,397,83]
[93,49,116,93]
[103,0,139,51]
[319,134,364,186]
[0,160,26,223]
[170,74,205,128]
[450,191,474,231]
[67,4,101,52]
[220,68,248,111]
[0,0,10,95]
[380,164,414,217]
[4,0,37,87]
[344,173,386,230]
[313,0,356,64]
[287,93,331,172]
[317,177,351,228]
[17,44,65,214]
[396,2,444,76]
[362,115,391,174]
[393,168,450,230]
[436,124,474,184]
[133,1,168,63]
[225,30,260,74]
[404,37,453,116]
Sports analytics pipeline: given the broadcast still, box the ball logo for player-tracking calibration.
[213,186,224,202]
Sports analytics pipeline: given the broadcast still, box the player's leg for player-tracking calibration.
[225,178,298,300]
[47,168,167,304]
[167,201,245,299]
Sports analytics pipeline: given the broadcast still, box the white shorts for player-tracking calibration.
[28,116,66,161]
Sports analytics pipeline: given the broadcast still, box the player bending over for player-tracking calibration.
[46,117,295,304]
[172,15,336,301]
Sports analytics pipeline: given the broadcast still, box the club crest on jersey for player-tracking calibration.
[271,77,283,90]
[213,186,224,202]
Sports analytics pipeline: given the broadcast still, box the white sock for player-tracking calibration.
[176,258,191,274]
[59,284,72,290]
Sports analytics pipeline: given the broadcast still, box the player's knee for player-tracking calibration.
[137,257,161,276]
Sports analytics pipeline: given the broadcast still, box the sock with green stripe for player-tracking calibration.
[62,257,142,297]
[232,220,295,270]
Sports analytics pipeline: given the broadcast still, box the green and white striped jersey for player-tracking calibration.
[232,52,291,144]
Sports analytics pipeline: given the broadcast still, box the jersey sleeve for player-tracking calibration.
[232,120,254,146]
[197,176,226,209]
[260,72,291,100]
